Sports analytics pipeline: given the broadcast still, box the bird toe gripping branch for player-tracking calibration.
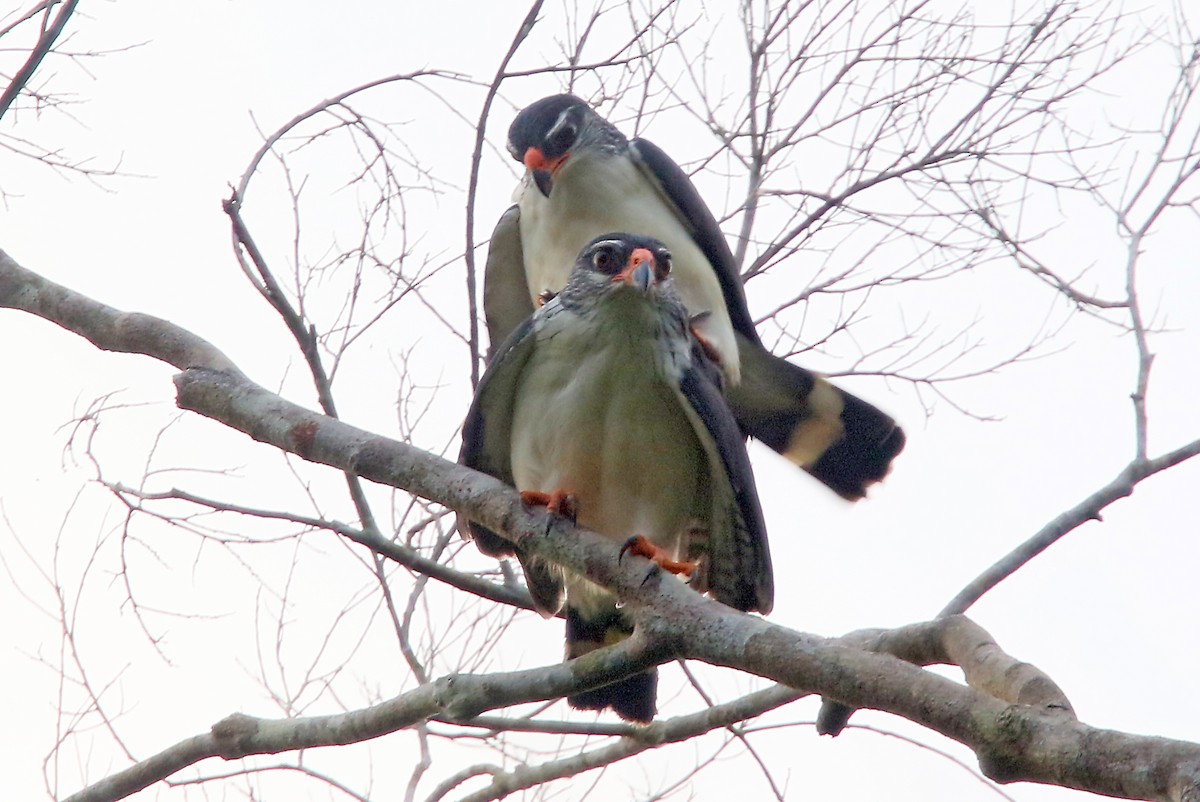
[519,489,578,522]
[619,535,699,578]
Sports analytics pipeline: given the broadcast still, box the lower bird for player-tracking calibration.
[460,233,773,722]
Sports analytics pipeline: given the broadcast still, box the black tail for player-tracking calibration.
[565,607,657,723]
[729,335,904,500]
[808,389,906,499]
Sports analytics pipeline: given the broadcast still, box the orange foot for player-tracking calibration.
[519,489,578,522]
[619,535,698,577]
[689,323,722,367]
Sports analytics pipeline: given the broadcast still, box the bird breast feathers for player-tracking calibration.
[508,300,708,544]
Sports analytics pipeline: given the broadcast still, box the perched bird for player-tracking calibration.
[485,94,904,500]
[461,233,772,722]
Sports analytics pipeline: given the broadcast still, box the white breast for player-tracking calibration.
[517,153,741,383]
[509,294,707,556]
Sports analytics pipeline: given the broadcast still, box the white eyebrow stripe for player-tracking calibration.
[547,109,575,140]
[591,239,628,251]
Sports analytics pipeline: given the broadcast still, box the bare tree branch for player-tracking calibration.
[463,0,546,387]
[940,441,1200,618]
[5,3,1200,800]
[6,248,1200,801]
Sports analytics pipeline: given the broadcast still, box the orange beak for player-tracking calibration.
[613,248,656,291]
[523,147,570,197]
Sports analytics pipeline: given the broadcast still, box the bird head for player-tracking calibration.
[507,94,625,197]
[560,233,677,308]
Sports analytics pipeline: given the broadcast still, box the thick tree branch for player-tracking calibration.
[0,247,533,610]
[817,615,1075,737]
[8,251,1200,801]
[0,248,240,373]
[64,638,664,802]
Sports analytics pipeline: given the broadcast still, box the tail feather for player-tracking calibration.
[729,335,904,500]
[808,390,906,499]
[565,607,657,723]
[568,670,658,723]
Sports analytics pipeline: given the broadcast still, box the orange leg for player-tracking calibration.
[619,535,698,577]
[519,489,578,521]
[689,325,722,367]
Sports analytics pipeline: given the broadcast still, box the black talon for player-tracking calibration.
[618,535,640,564]
[641,564,660,587]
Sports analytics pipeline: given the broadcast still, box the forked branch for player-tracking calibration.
[5,248,1200,802]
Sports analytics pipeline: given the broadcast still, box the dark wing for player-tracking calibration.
[483,204,536,359]
[460,312,536,556]
[459,310,565,615]
[675,342,774,615]
[630,138,761,347]
[633,140,906,499]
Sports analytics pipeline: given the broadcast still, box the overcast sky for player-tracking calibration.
[2,2,1199,801]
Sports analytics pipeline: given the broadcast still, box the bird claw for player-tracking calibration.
[619,535,697,577]
[618,535,641,565]
[519,490,578,523]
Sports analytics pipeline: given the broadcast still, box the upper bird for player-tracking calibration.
[462,233,772,723]
[485,94,905,499]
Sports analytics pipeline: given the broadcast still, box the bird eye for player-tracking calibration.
[546,123,577,155]
[592,246,616,273]
[658,250,672,275]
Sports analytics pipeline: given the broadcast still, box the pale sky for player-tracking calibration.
[2,2,1199,800]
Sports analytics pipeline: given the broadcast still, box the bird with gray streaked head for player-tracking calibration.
[461,232,773,722]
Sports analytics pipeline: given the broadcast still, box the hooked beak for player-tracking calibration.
[531,170,553,198]
[523,147,569,198]
[614,248,657,292]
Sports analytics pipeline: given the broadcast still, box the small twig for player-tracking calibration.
[454,684,802,802]
[107,483,538,611]
[0,0,80,120]
[463,0,546,386]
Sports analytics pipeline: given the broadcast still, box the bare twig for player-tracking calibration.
[940,440,1200,618]
[463,0,546,386]
[0,0,80,120]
